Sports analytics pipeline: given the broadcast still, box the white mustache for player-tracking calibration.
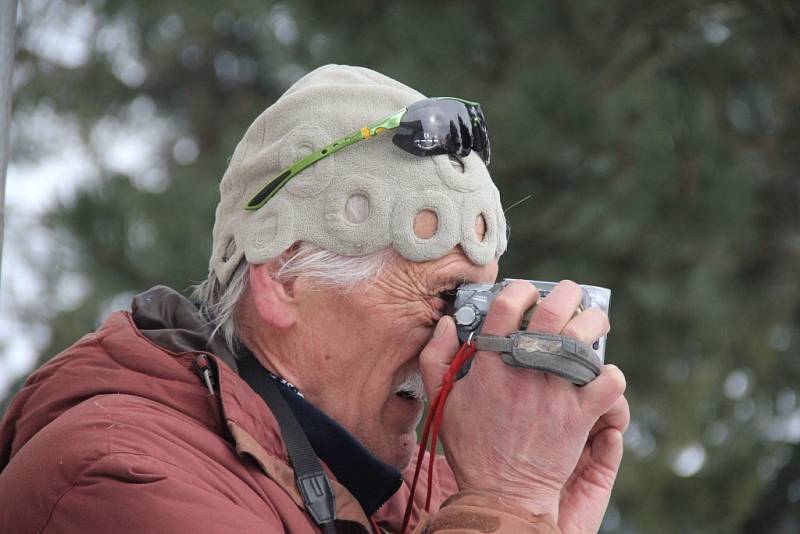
[394,368,427,402]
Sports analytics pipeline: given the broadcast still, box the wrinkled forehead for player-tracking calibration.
[210,65,508,285]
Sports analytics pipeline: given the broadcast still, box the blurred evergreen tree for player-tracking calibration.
[4,0,800,532]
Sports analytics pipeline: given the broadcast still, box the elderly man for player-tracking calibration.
[0,65,628,533]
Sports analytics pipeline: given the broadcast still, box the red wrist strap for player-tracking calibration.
[401,340,477,533]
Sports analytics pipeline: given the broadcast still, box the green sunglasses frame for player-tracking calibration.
[244,97,481,211]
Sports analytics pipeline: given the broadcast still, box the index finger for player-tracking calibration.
[527,280,584,334]
[480,280,540,337]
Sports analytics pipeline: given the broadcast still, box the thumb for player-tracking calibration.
[590,428,625,486]
[419,316,460,402]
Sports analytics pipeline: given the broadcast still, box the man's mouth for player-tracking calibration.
[393,368,426,403]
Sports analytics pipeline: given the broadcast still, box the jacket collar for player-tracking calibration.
[131,285,239,371]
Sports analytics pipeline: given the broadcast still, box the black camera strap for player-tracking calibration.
[238,355,337,534]
[475,331,602,385]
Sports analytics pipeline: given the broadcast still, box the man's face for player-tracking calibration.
[286,243,498,469]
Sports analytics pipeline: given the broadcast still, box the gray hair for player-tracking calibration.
[191,242,394,355]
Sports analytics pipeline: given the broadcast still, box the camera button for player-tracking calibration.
[454,304,479,327]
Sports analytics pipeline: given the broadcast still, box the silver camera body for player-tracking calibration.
[452,279,612,362]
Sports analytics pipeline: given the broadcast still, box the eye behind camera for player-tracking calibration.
[437,288,458,315]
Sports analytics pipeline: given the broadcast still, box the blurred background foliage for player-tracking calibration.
[2,0,800,532]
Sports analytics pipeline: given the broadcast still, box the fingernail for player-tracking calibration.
[433,318,449,339]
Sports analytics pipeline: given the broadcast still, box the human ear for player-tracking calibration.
[248,263,297,329]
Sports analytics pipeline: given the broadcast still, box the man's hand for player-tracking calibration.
[557,392,629,533]
[420,280,629,530]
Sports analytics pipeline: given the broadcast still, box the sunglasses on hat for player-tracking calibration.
[245,97,491,211]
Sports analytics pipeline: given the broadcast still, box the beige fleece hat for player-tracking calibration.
[210,64,507,285]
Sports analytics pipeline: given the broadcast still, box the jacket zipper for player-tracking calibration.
[193,354,216,395]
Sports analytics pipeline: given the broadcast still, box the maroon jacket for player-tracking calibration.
[0,287,558,533]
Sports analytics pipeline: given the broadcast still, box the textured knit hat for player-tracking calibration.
[210,64,507,285]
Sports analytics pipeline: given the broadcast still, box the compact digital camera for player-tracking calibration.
[450,279,612,362]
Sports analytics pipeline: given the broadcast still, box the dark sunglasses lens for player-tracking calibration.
[469,104,490,166]
[393,99,476,160]
[472,106,492,167]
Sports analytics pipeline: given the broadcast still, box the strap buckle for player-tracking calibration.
[297,472,336,527]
